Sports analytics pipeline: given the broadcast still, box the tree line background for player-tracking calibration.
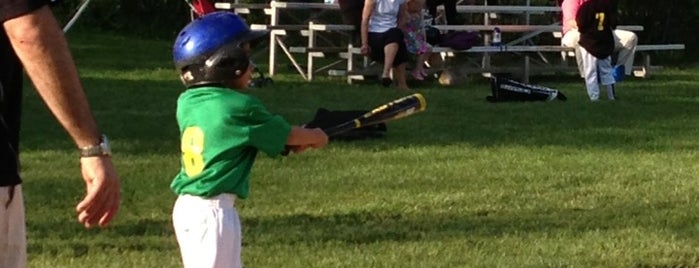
[53,0,697,62]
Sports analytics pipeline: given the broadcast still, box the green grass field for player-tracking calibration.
[20,31,699,267]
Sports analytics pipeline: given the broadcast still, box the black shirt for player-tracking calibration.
[576,0,618,59]
[0,0,50,186]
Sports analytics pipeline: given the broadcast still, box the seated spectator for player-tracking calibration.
[577,0,617,101]
[403,0,432,80]
[361,0,410,90]
[426,0,459,25]
[561,0,637,79]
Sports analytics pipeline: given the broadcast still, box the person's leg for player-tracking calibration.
[415,52,430,75]
[0,185,27,268]
[368,32,392,86]
[380,28,410,88]
[561,30,584,78]
[385,28,410,89]
[411,58,425,80]
[383,42,398,79]
[580,47,600,101]
[173,194,241,268]
[613,29,637,76]
[394,62,409,89]
[597,56,616,100]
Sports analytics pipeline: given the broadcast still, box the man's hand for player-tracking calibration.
[77,156,121,228]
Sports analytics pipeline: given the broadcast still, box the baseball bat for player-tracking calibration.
[283,93,427,155]
[322,93,427,137]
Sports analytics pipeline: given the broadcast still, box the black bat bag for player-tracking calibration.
[487,75,567,102]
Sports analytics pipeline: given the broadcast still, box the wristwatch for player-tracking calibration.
[79,134,112,157]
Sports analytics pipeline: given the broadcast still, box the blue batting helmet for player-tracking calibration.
[173,11,268,87]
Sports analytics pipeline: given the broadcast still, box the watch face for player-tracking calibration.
[100,135,112,155]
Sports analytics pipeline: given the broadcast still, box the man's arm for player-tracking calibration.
[3,5,120,228]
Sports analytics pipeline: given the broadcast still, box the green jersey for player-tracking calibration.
[171,86,291,199]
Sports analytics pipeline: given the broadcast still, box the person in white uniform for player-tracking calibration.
[561,0,637,80]
[576,0,618,101]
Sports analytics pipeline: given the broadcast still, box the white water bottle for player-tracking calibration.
[492,27,502,46]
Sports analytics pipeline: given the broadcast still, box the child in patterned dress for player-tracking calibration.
[402,0,432,80]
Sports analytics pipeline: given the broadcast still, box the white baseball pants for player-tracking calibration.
[173,194,241,268]
[562,29,638,77]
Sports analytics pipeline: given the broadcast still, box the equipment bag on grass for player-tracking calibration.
[487,76,567,102]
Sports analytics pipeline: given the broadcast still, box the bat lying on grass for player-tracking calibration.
[283,93,427,155]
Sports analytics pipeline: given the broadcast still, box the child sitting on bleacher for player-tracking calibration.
[403,0,433,80]
[576,0,618,101]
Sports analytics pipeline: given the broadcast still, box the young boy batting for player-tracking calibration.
[170,12,328,268]
[576,0,619,101]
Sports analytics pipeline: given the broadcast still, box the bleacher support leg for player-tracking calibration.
[307,22,315,82]
[347,44,354,84]
[642,53,652,78]
[524,55,530,83]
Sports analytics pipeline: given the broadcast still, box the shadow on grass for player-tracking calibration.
[23,181,699,266]
[24,199,698,246]
[27,218,177,258]
[242,201,699,247]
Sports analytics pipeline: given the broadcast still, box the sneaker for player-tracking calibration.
[381,77,392,87]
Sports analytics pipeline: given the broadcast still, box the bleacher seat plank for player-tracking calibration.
[455,5,561,13]
[214,3,269,14]
[270,1,339,10]
[636,44,685,51]
[432,25,643,32]
[308,24,355,32]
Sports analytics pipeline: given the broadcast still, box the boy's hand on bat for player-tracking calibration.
[284,127,328,155]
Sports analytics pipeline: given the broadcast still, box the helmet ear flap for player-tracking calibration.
[205,45,250,79]
[179,44,250,87]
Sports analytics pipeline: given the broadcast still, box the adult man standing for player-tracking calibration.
[561,0,637,79]
[0,1,121,267]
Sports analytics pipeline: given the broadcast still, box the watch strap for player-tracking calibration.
[79,134,111,157]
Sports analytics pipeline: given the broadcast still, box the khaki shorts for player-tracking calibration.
[0,185,26,268]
